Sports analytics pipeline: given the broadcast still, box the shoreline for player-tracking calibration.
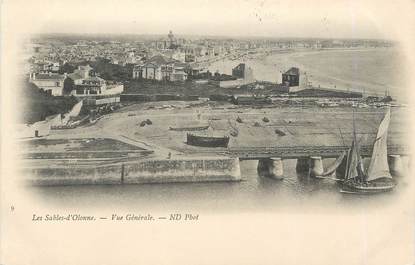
[206,46,404,99]
[19,101,409,186]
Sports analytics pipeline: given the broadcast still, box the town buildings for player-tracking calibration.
[30,65,123,97]
[211,63,255,88]
[232,63,254,81]
[29,72,66,96]
[67,65,107,96]
[132,55,188,81]
[282,67,300,87]
[26,33,394,96]
[27,33,393,79]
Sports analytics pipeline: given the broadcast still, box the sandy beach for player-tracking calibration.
[208,48,407,100]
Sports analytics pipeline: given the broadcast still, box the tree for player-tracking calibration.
[58,63,76,74]
[20,81,78,123]
[63,78,75,95]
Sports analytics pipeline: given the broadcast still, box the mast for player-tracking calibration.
[352,109,357,149]
[352,110,361,181]
[354,110,366,181]
[345,109,365,181]
[344,111,356,180]
[345,148,351,180]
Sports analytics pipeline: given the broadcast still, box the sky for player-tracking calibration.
[1,0,414,40]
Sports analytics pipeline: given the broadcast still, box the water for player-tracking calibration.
[29,48,410,213]
[208,48,408,100]
[30,159,410,213]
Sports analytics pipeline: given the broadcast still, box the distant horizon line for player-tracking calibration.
[30,32,394,42]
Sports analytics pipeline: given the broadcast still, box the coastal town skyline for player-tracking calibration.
[25,30,397,100]
[32,32,397,42]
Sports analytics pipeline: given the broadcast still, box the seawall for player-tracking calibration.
[24,157,241,186]
[123,157,241,184]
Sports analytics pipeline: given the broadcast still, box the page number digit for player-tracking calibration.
[11,205,14,211]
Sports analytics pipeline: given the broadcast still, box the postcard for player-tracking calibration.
[1,0,414,264]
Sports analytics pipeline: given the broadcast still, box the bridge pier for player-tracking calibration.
[309,156,324,177]
[257,158,284,180]
[388,154,405,177]
[296,157,309,173]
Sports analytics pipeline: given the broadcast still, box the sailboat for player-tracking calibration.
[341,108,395,194]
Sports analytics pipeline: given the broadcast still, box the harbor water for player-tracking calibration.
[30,159,410,213]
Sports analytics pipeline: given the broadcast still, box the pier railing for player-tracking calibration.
[227,144,408,160]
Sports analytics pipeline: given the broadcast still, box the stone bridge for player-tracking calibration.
[227,144,408,160]
[224,144,410,179]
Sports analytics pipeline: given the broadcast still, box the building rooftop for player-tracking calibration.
[68,73,83,80]
[78,65,93,71]
[284,67,299,75]
[84,76,105,82]
[34,73,65,80]
[147,55,172,65]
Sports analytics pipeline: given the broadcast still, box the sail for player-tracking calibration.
[68,100,83,117]
[321,151,346,177]
[345,140,359,180]
[62,100,83,125]
[366,108,392,181]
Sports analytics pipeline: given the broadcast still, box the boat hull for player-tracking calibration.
[342,179,395,194]
[169,125,209,131]
[186,133,229,148]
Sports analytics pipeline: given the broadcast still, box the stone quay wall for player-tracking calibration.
[24,157,241,186]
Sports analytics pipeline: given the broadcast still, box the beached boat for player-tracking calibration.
[341,108,395,194]
[169,125,209,131]
[186,133,229,147]
[51,116,90,130]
